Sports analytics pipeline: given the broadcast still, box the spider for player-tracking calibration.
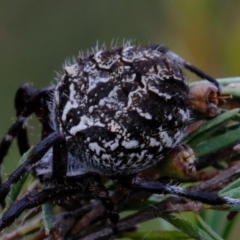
[0,43,239,234]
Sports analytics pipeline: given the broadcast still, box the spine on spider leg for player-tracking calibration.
[0,132,64,204]
[131,177,240,206]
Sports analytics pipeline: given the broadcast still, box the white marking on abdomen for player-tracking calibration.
[89,142,105,155]
[69,115,105,135]
[159,131,173,148]
[122,140,139,149]
[62,83,78,121]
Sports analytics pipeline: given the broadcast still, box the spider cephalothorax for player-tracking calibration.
[2,43,240,235]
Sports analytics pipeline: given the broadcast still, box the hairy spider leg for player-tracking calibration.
[0,117,27,178]
[151,45,221,93]
[0,132,64,204]
[0,83,37,209]
[120,176,240,206]
[0,84,54,187]
[0,180,83,231]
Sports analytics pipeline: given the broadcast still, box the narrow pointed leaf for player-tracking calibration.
[42,203,54,235]
[220,177,240,194]
[222,89,240,98]
[122,230,193,240]
[185,109,239,145]
[6,148,33,209]
[162,214,222,240]
[192,125,240,158]
[196,215,223,240]
[189,78,240,87]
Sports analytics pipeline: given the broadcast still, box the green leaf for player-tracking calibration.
[215,177,240,212]
[162,214,223,240]
[42,203,54,235]
[220,177,240,195]
[122,230,193,240]
[222,88,240,98]
[196,215,224,240]
[5,148,33,209]
[185,108,239,146]
[192,124,240,158]
[189,77,240,87]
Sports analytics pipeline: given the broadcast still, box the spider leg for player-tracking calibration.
[0,84,54,185]
[0,117,27,171]
[0,117,28,208]
[52,135,67,183]
[14,83,36,155]
[0,181,82,231]
[90,176,119,231]
[32,86,55,139]
[0,132,64,204]
[152,45,221,93]
[120,176,240,206]
[15,84,55,152]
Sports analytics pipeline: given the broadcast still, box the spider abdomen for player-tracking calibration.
[53,45,191,176]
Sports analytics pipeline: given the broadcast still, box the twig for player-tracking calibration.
[0,217,42,240]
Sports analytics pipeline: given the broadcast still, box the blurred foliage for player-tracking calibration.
[1,1,240,239]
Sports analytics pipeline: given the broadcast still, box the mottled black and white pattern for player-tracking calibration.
[49,44,191,177]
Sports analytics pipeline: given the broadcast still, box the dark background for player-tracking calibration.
[0,1,240,238]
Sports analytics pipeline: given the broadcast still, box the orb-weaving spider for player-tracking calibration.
[0,43,240,237]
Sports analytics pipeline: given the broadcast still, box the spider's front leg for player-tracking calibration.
[0,179,83,231]
[14,83,36,155]
[0,84,35,187]
[0,132,64,204]
[0,131,71,231]
[0,84,54,185]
